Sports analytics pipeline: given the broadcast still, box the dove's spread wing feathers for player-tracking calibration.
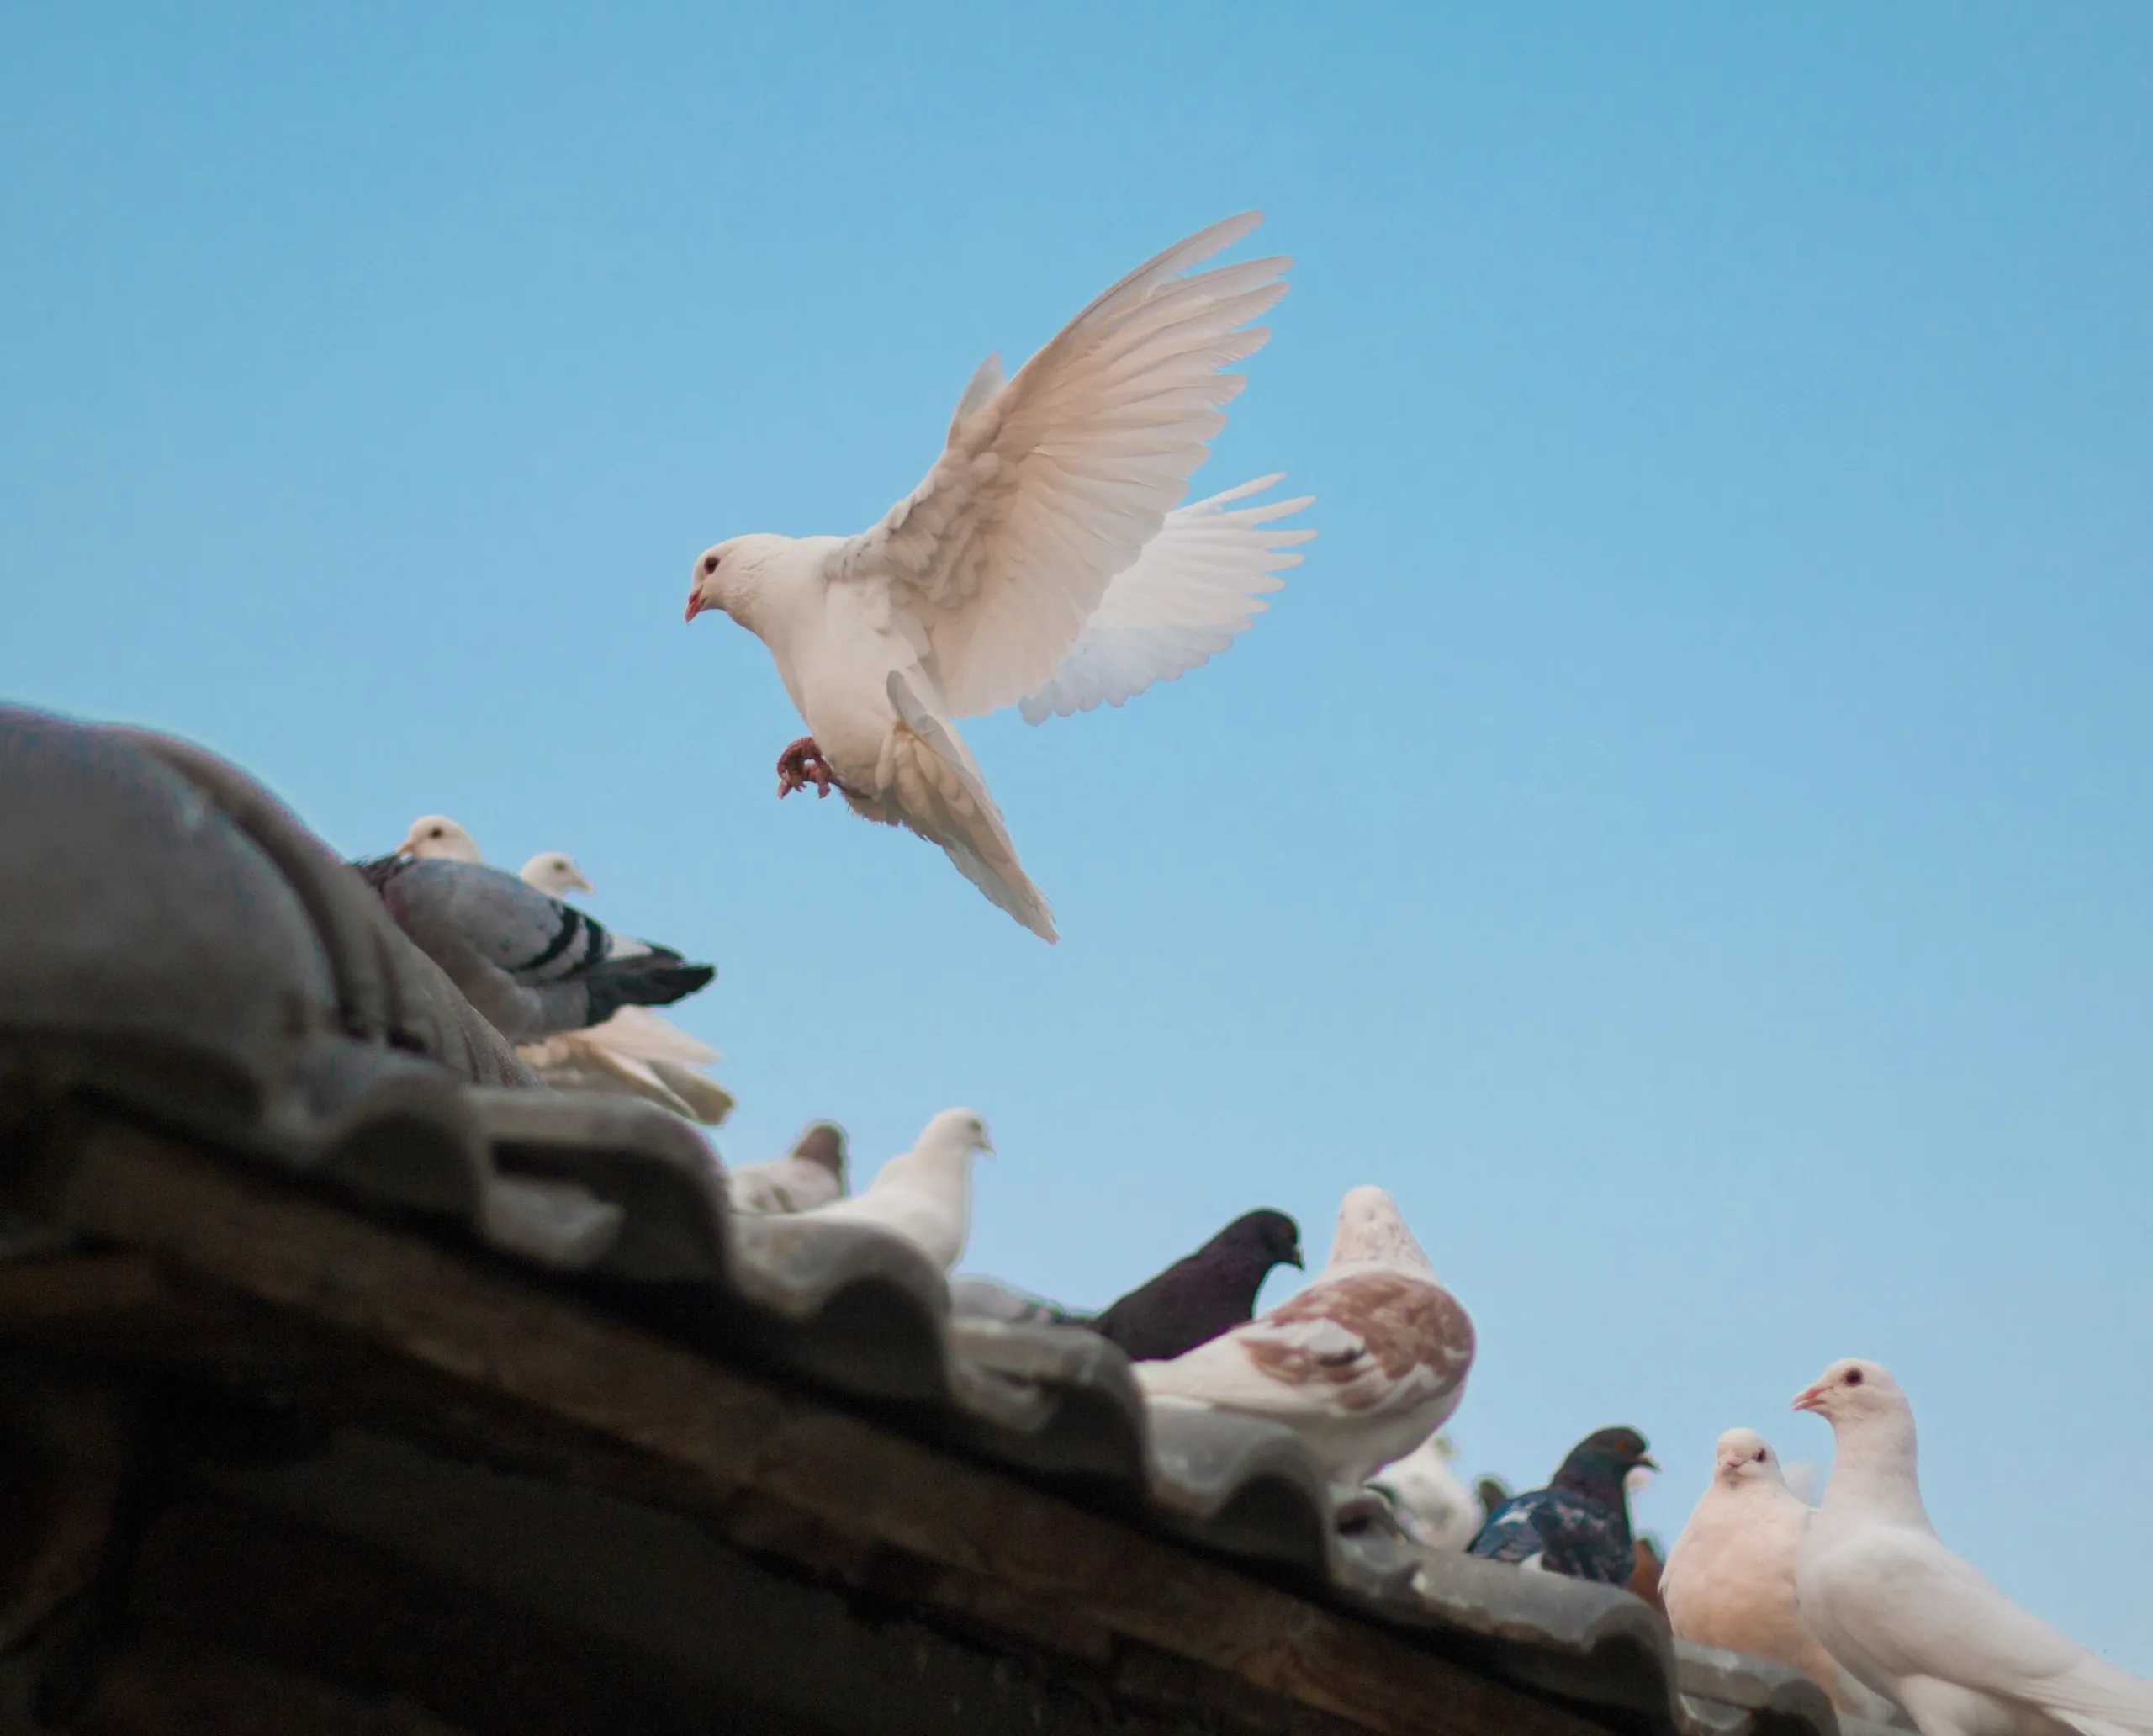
[833,213,1288,719]
[1019,475,1314,723]
[1812,1524,2153,1733]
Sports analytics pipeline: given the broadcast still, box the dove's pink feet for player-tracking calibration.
[776,736,836,799]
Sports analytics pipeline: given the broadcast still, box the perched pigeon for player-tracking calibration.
[1087,1209,1303,1362]
[684,214,1315,941]
[355,855,713,1044]
[395,816,730,1121]
[401,813,484,863]
[791,1109,992,1271]
[1135,1186,1475,1489]
[1367,1433,1481,1552]
[1468,1427,1656,1585]
[726,1122,849,1216]
[1793,1358,2153,1736]
[1662,1427,1899,1719]
[520,849,595,897]
[1629,1537,1668,1615]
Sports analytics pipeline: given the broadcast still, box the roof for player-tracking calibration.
[0,703,1898,1736]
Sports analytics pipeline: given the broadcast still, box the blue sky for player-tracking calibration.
[5,3,2150,1669]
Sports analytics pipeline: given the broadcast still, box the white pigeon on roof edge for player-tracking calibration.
[790,1109,992,1272]
[684,214,1314,942]
[1792,1358,2153,1736]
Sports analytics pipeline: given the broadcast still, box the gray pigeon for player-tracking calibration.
[355,855,714,1043]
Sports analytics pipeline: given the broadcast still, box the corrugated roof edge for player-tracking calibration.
[0,705,1852,1736]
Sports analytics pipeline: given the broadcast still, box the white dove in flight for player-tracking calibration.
[684,214,1314,941]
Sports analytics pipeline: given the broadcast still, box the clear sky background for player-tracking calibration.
[5,3,2150,1669]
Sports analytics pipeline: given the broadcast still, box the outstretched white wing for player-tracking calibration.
[1018,475,1313,723]
[832,214,1289,719]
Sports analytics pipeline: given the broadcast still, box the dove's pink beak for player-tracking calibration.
[684,593,706,622]
[1791,1383,1828,1416]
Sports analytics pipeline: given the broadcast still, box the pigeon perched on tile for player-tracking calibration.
[1367,1433,1480,1551]
[1087,1209,1302,1362]
[355,855,713,1045]
[401,813,484,864]
[1134,1186,1474,1489]
[790,1109,992,1271]
[1628,1537,1667,1615]
[1662,1426,1899,1719]
[1468,1427,1656,1585]
[1793,1358,2153,1736]
[519,849,595,897]
[682,214,1315,941]
[394,816,730,1121]
[727,1122,849,1216]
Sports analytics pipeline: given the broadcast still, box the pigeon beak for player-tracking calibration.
[1288,1244,1304,1269]
[574,877,596,896]
[1791,1383,1828,1415]
[685,593,706,622]
[1637,1455,1658,1474]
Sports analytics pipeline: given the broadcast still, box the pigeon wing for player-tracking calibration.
[831,214,1288,719]
[1820,1527,2153,1730]
[1018,475,1314,723]
[1470,1495,1553,1564]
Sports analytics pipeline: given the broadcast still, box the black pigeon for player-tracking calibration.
[1086,1209,1303,1362]
[1467,1426,1655,1585]
[355,855,715,1044]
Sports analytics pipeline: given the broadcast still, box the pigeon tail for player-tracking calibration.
[585,957,717,1024]
[882,671,1056,942]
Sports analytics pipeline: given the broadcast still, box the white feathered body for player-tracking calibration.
[1794,1365,2153,1736]
[688,214,1314,941]
[791,1109,988,1273]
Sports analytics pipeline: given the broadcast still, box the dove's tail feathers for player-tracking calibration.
[2040,1657,2153,1736]
[1018,474,1315,725]
[884,672,1058,943]
[584,957,717,1024]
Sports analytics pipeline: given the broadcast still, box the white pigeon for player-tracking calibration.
[1367,1432,1481,1552]
[790,1108,992,1271]
[1135,1186,1475,1490]
[402,813,484,864]
[398,813,732,1123]
[725,1122,849,1216]
[520,849,595,897]
[684,213,1315,941]
[1662,1427,1901,1721]
[1793,1358,2153,1736]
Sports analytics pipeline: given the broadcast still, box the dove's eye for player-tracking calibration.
[703,555,720,574]
[1754,1449,1766,1461]
[1844,1368,1864,1386]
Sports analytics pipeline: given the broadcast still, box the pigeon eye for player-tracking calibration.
[1844,1368,1864,1386]
[703,555,720,574]
[1754,1449,1766,1462]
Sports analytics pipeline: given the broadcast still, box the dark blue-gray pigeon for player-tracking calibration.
[355,855,714,1044]
[1086,1209,1304,1362]
[1468,1426,1655,1585]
